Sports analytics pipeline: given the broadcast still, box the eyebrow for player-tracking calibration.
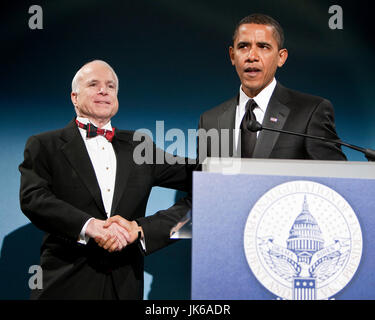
[86,79,117,86]
[236,41,248,48]
[106,80,116,86]
[257,41,272,47]
[236,41,272,48]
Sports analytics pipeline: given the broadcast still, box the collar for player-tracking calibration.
[239,77,277,113]
[76,116,113,131]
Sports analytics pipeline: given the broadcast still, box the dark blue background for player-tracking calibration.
[0,0,374,299]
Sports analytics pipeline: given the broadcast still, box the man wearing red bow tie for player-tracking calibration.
[19,60,192,299]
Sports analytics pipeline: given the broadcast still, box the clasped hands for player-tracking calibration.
[86,215,143,252]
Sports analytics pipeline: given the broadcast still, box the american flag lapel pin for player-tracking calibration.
[270,117,278,123]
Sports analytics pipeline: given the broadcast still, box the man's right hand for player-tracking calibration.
[85,218,129,252]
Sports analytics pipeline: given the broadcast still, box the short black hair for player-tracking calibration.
[232,13,285,49]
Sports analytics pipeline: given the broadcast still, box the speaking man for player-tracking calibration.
[198,13,346,161]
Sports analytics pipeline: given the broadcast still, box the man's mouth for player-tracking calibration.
[244,67,261,76]
[94,100,110,104]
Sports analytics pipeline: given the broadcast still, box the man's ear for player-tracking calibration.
[277,48,288,67]
[71,92,78,107]
[229,46,235,66]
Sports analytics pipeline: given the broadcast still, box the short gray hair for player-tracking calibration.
[71,60,119,93]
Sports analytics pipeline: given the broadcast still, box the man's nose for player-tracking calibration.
[247,48,259,61]
[98,86,108,95]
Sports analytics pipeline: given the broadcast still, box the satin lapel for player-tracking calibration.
[218,96,237,157]
[110,134,134,216]
[253,88,290,158]
[60,120,106,217]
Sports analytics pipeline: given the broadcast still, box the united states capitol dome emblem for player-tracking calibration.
[243,180,362,300]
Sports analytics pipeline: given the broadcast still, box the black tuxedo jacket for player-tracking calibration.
[19,119,192,299]
[198,82,346,160]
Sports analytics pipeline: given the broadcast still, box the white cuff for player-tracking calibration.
[139,237,146,252]
[78,217,95,245]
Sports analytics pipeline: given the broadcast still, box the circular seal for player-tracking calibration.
[243,180,362,300]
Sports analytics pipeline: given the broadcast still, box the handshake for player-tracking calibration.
[85,215,144,252]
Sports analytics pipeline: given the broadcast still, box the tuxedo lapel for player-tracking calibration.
[253,83,291,158]
[218,96,237,157]
[60,120,107,217]
[110,132,134,216]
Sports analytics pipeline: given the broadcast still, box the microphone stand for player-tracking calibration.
[249,121,375,162]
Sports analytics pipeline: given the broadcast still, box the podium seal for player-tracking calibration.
[243,180,362,300]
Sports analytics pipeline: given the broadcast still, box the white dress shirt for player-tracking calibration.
[234,77,277,149]
[76,118,146,251]
[77,117,117,244]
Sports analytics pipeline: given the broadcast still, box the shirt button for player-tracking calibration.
[106,167,109,170]
[102,147,105,150]
[107,189,111,192]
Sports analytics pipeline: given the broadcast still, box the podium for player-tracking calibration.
[191,158,375,300]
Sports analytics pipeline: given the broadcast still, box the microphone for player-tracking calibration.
[247,120,375,161]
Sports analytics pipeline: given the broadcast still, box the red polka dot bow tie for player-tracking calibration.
[75,119,115,142]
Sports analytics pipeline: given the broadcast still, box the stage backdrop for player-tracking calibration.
[0,0,374,299]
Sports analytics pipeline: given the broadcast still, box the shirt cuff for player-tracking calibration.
[78,217,95,245]
[139,237,146,252]
[134,219,146,252]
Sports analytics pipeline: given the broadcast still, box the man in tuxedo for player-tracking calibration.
[19,60,192,299]
[198,13,346,161]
